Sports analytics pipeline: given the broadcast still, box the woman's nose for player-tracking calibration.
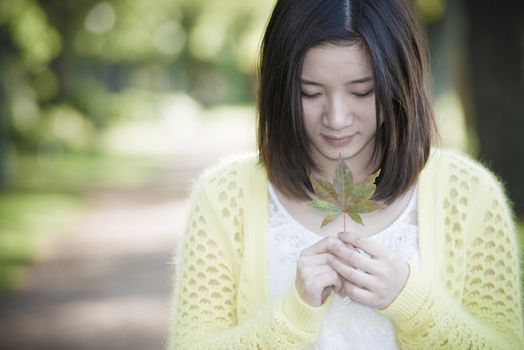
[322,95,354,129]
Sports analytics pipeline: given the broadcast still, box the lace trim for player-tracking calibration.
[268,181,417,238]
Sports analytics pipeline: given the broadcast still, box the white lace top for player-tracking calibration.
[267,181,420,350]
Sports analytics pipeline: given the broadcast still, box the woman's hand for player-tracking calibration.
[295,236,345,307]
[327,232,410,310]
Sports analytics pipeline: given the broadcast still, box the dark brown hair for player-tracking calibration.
[257,0,436,203]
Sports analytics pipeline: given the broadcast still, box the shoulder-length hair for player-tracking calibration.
[257,0,436,203]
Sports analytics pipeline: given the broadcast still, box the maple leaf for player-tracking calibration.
[308,155,384,230]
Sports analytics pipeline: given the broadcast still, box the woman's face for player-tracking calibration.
[301,42,377,175]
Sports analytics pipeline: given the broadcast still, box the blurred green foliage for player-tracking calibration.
[0,191,82,291]
[0,0,276,165]
[0,151,161,291]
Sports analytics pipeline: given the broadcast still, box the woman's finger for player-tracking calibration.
[300,236,342,256]
[296,263,343,307]
[327,255,376,289]
[301,263,335,276]
[337,232,392,260]
[297,253,335,268]
[327,240,381,275]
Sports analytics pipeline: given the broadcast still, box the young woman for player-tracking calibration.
[168,0,523,348]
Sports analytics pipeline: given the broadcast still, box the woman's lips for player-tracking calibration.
[322,134,354,147]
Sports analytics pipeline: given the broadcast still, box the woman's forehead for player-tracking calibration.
[301,43,373,83]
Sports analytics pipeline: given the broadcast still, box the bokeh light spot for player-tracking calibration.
[153,21,186,56]
[85,2,116,34]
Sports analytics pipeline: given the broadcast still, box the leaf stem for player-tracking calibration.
[343,213,346,232]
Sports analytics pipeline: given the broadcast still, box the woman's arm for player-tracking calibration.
[166,180,330,349]
[380,177,524,349]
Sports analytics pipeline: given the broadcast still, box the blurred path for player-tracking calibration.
[0,113,255,350]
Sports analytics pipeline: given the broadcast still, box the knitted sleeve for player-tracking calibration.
[167,162,330,349]
[381,158,524,349]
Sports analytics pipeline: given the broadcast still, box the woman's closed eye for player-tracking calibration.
[301,88,374,100]
[353,88,374,98]
[301,91,321,99]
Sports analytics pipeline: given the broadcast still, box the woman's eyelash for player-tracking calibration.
[301,92,320,99]
[301,89,375,99]
[354,88,374,97]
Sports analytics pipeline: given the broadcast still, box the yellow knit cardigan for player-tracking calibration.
[168,149,524,349]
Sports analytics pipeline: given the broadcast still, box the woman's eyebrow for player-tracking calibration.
[301,76,373,86]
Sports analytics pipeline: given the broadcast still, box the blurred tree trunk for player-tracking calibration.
[464,1,524,218]
[0,27,11,186]
[0,80,7,187]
